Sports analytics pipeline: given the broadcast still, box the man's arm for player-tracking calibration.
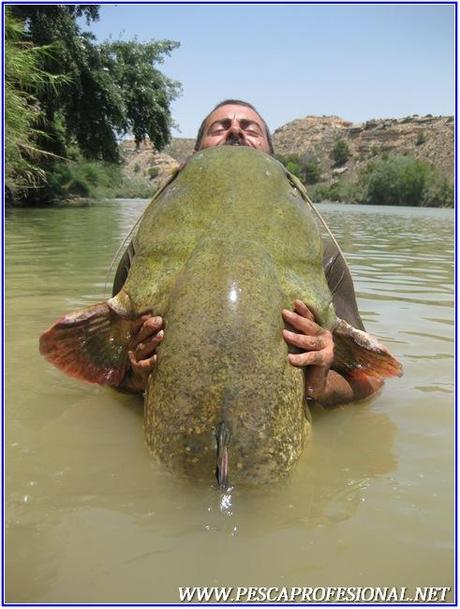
[313,370,383,407]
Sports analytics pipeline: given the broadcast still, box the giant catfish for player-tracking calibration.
[40,146,402,487]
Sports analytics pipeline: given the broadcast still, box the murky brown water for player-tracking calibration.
[5,201,454,603]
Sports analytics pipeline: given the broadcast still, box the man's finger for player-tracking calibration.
[287,351,325,367]
[131,314,153,332]
[293,299,315,321]
[135,316,163,343]
[282,329,325,351]
[129,351,158,372]
[282,309,322,335]
[134,330,164,359]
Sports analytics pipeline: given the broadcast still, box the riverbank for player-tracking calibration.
[6,164,157,208]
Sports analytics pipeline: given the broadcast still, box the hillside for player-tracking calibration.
[119,137,195,185]
[120,114,454,197]
[272,114,453,183]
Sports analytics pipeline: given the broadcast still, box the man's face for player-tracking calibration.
[198,104,271,153]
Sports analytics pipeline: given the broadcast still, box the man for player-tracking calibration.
[114,100,383,405]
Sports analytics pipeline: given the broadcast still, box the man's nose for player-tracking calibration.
[229,120,242,135]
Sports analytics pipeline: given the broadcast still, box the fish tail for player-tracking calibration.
[215,421,231,490]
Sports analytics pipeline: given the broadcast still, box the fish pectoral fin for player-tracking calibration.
[332,318,403,381]
[39,301,134,386]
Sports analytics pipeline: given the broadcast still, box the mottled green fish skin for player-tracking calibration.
[122,146,335,483]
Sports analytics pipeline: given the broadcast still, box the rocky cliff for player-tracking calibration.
[272,114,453,183]
[120,114,454,188]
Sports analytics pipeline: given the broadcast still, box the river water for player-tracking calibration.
[5,201,455,603]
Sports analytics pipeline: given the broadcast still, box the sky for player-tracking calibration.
[83,3,455,138]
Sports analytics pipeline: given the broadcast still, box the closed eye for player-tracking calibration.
[208,119,231,135]
[240,120,263,136]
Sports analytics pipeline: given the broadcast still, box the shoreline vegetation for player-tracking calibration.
[5,7,453,209]
[7,150,454,209]
[279,151,453,208]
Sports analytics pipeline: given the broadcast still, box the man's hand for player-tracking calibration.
[282,300,334,399]
[121,315,164,393]
[282,300,383,406]
[120,302,382,406]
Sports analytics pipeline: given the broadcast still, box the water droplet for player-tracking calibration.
[220,493,232,511]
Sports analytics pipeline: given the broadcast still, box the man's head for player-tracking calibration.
[194,100,274,154]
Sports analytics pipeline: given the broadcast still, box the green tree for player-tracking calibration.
[100,40,181,151]
[364,156,447,206]
[5,9,65,200]
[8,5,182,204]
[331,139,351,166]
[275,153,322,185]
[275,153,301,178]
[10,5,181,160]
[10,5,106,158]
[302,157,322,184]
[365,156,424,205]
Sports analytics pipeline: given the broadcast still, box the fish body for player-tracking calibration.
[40,147,401,486]
[126,147,333,482]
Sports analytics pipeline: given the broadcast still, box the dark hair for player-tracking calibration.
[194,99,274,154]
